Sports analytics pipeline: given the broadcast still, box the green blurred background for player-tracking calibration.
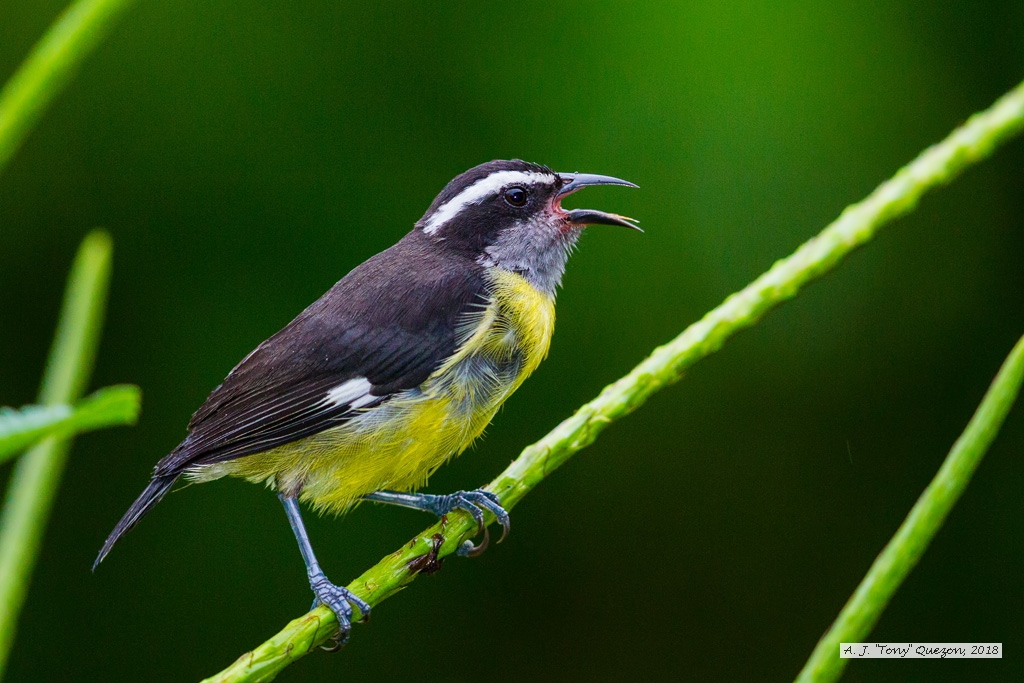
[2,1,1023,681]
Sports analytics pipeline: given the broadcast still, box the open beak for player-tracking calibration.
[557,172,641,232]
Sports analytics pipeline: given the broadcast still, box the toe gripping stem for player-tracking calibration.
[444,490,510,557]
[363,488,511,557]
[309,573,371,650]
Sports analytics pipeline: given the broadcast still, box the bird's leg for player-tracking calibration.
[279,493,370,646]
[362,489,510,557]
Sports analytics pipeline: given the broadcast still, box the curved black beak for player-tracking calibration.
[557,172,641,232]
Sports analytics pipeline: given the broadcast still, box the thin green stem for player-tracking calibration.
[0,231,114,677]
[0,0,137,177]
[795,332,1024,682]
[203,80,1024,683]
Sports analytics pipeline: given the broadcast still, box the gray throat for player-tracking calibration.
[479,220,579,296]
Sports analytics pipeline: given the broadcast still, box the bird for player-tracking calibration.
[94,159,638,642]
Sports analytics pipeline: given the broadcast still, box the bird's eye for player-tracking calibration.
[502,186,529,207]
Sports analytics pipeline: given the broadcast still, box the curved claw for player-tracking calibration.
[474,490,511,543]
[320,631,347,653]
[457,525,490,558]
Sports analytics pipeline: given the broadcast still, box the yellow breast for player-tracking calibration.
[439,267,556,389]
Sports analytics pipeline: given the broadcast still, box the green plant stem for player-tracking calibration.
[795,332,1024,682]
[203,80,1024,683]
[0,385,141,464]
[0,232,113,677]
[0,0,137,177]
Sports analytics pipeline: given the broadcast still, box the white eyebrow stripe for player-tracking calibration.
[326,377,373,407]
[422,170,554,234]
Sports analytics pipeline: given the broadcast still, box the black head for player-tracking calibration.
[416,159,637,294]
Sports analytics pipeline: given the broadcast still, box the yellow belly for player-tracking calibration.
[192,268,555,515]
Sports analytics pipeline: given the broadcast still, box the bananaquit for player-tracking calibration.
[95,159,638,641]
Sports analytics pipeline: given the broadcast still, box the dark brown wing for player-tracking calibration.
[157,228,487,475]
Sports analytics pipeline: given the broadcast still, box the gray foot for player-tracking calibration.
[434,489,510,537]
[309,573,371,648]
[363,488,510,557]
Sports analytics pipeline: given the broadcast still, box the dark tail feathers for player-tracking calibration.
[93,474,178,570]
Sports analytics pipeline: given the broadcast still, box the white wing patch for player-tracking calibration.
[326,377,375,408]
[422,170,555,235]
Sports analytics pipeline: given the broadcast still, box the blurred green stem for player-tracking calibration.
[0,232,113,677]
[0,385,141,464]
[795,332,1024,682]
[0,0,137,178]
[204,81,1024,683]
